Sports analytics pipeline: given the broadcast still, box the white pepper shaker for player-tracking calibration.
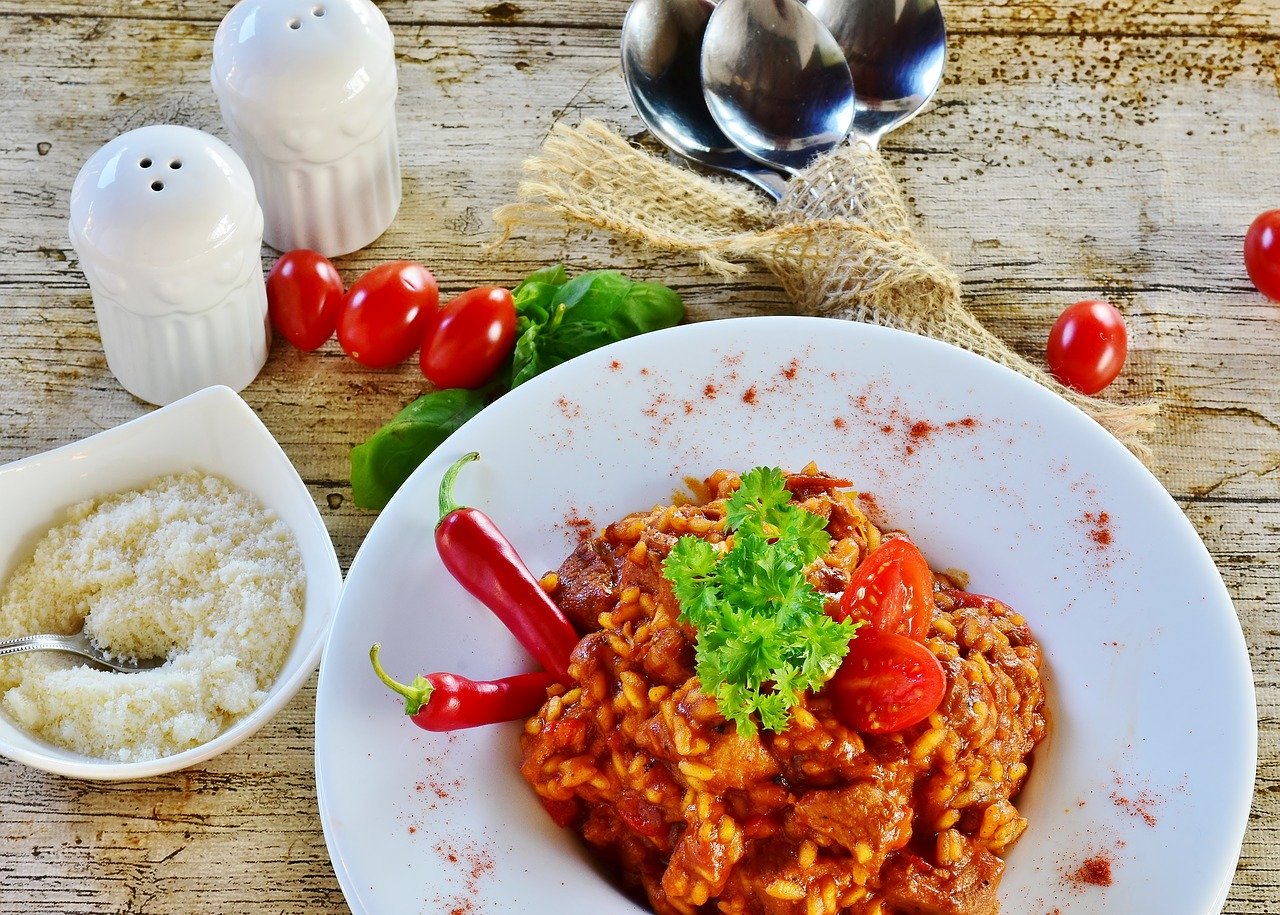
[211,0,402,257]
[68,124,269,407]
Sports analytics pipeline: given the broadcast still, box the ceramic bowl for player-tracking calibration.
[0,385,341,779]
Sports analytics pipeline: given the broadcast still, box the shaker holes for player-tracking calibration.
[151,181,165,192]
[289,7,324,28]
[139,157,153,168]
[169,159,182,169]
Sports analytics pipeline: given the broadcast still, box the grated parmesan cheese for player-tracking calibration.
[0,472,305,762]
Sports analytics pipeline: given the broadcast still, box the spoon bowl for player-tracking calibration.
[805,0,946,144]
[621,0,789,199]
[701,0,855,174]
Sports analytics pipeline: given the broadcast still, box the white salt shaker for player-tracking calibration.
[68,124,269,407]
[211,0,402,257]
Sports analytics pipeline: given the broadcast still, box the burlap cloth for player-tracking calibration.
[493,119,1157,462]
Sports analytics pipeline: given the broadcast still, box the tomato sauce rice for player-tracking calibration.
[520,467,1047,915]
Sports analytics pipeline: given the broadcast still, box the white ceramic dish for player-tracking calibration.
[0,385,342,780]
[316,317,1255,915]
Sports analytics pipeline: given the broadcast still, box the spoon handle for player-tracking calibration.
[0,631,162,672]
[0,632,87,659]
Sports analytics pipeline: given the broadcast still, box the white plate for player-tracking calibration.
[316,317,1254,915]
[0,385,343,779]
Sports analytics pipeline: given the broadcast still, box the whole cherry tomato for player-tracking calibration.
[1245,210,1280,302]
[1045,299,1128,395]
[832,538,934,640]
[420,287,517,389]
[829,627,946,734]
[337,261,439,368]
[266,250,344,351]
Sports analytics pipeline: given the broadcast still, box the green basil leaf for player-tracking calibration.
[512,265,569,324]
[555,271,684,337]
[552,271,633,315]
[512,282,558,326]
[511,320,621,388]
[510,319,549,389]
[508,272,684,389]
[513,264,568,295]
[542,320,624,359]
[350,388,488,510]
[608,280,685,336]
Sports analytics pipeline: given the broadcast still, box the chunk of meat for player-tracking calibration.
[791,782,912,864]
[662,810,744,903]
[808,563,848,599]
[642,624,696,686]
[698,729,782,792]
[769,706,878,788]
[877,848,1004,915]
[554,539,623,631]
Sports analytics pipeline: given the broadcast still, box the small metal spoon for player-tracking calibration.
[804,0,947,146]
[701,0,855,175]
[620,0,790,199]
[0,630,164,673]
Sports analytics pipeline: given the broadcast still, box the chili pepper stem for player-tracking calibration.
[438,451,481,522]
[369,643,435,716]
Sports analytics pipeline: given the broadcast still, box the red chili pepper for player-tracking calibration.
[369,643,556,731]
[435,452,580,681]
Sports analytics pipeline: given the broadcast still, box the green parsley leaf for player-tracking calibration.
[725,467,794,534]
[662,467,857,735]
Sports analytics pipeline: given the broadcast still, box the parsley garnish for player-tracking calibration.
[662,467,857,735]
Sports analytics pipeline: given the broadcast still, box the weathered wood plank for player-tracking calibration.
[0,0,1276,912]
[0,0,1276,34]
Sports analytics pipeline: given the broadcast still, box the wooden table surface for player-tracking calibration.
[0,0,1276,912]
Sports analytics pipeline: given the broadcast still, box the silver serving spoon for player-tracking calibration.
[620,0,790,200]
[805,0,947,146]
[0,630,164,673]
[701,0,855,175]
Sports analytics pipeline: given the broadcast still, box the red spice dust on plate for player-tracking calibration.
[1110,772,1162,828]
[433,839,496,915]
[1082,510,1113,548]
[559,508,597,545]
[1066,852,1114,888]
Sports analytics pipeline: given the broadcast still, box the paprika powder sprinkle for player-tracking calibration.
[1068,853,1113,887]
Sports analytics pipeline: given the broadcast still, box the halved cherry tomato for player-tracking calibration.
[337,261,439,368]
[1245,210,1280,302]
[830,627,946,734]
[266,250,344,351]
[420,286,517,389]
[833,538,934,640]
[1045,299,1128,395]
